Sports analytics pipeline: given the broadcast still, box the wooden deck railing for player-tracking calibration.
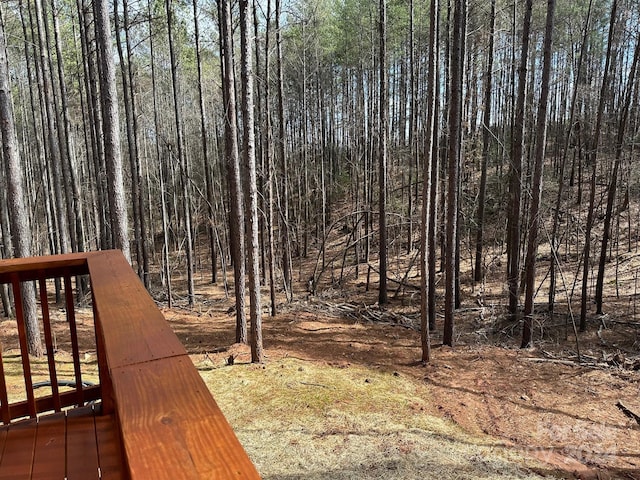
[0,250,260,479]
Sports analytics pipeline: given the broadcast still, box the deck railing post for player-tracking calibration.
[38,275,61,412]
[64,273,84,407]
[10,274,36,419]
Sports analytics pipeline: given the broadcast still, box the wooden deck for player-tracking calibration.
[0,250,261,479]
[0,406,123,479]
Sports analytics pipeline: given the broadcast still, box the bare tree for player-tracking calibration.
[261,0,278,316]
[474,0,495,283]
[549,0,593,313]
[115,0,149,286]
[443,0,465,347]
[580,0,617,331]
[220,0,248,343]
[506,0,532,320]
[147,0,172,305]
[522,0,555,348]
[240,0,264,363]
[594,24,640,315]
[420,0,439,362]
[94,0,130,261]
[193,0,217,285]
[0,7,43,357]
[33,0,71,255]
[275,0,292,301]
[166,0,195,305]
[378,0,388,305]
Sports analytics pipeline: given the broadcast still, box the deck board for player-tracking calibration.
[95,414,125,480]
[0,418,36,479]
[66,407,100,480]
[31,412,66,480]
[0,407,124,479]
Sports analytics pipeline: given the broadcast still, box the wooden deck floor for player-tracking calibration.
[0,405,124,479]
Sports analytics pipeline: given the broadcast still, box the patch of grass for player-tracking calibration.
[200,357,554,480]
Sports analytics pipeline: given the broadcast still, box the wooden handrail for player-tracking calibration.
[0,251,93,283]
[0,251,261,479]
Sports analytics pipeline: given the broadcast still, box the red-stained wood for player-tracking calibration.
[66,406,100,480]
[64,274,84,407]
[0,408,124,479]
[0,250,260,479]
[0,342,10,425]
[92,303,114,415]
[88,251,187,368]
[30,412,66,480]
[0,252,91,283]
[38,276,61,412]
[89,250,260,479]
[0,418,36,479]
[95,412,127,480]
[10,275,36,419]
[7,385,101,422]
[0,429,6,462]
[111,356,260,480]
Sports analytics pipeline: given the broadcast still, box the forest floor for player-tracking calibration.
[157,254,640,480]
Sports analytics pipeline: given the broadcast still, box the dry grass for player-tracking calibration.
[199,356,552,479]
[1,350,99,405]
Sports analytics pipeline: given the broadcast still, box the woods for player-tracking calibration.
[1,0,640,361]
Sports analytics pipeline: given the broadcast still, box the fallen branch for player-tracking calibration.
[365,263,421,291]
[299,382,332,389]
[608,319,640,328]
[616,401,640,425]
[520,357,578,366]
[307,300,420,331]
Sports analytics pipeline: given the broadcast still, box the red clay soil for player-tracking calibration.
[166,296,640,480]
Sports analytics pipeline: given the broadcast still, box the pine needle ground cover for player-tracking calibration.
[200,356,551,480]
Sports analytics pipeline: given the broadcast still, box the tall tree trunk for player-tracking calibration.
[193,0,217,285]
[580,0,617,331]
[263,0,278,316]
[148,0,172,306]
[275,0,292,301]
[220,0,248,343]
[51,0,83,255]
[94,0,130,261]
[549,0,593,312]
[0,164,13,317]
[239,0,264,363]
[594,27,639,314]
[474,0,495,283]
[125,0,149,287]
[443,0,464,347]
[420,0,439,362]
[522,0,555,348]
[166,0,195,305]
[506,0,532,320]
[407,0,416,255]
[114,0,142,275]
[0,8,43,357]
[378,0,389,305]
[77,0,109,250]
[34,0,71,255]
[116,0,149,287]
[428,11,441,333]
